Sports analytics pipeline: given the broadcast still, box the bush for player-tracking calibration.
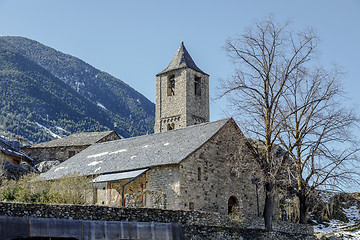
[47,174,93,204]
[0,173,93,204]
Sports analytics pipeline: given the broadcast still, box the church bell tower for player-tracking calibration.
[154,42,209,133]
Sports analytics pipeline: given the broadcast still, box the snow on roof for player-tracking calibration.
[39,118,232,180]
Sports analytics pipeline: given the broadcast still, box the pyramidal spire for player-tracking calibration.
[157,42,207,76]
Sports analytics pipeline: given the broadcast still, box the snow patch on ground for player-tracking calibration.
[96,102,107,110]
[75,81,85,92]
[35,122,61,139]
[314,204,360,239]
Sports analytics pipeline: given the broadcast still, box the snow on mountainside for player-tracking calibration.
[0,36,155,143]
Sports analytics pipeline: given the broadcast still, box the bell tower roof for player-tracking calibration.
[157,42,208,76]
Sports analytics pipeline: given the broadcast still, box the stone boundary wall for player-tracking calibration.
[0,202,315,240]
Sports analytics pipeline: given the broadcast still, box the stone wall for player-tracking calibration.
[180,120,266,217]
[155,68,209,133]
[22,131,120,164]
[184,68,209,126]
[155,70,187,133]
[22,145,87,164]
[0,202,315,240]
[147,165,181,209]
[94,120,269,219]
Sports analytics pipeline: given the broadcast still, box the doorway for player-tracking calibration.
[228,196,239,214]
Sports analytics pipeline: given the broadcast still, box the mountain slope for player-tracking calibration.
[0,37,154,143]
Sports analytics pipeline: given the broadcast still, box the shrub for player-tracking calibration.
[0,173,93,204]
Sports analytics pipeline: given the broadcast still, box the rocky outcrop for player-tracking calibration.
[35,160,60,173]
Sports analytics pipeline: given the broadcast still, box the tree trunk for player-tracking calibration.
[263,182,275,231]
[299,193,308,224]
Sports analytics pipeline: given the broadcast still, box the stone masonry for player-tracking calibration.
[154,42,209,133]
[95,119,267,218]
[23,131,120,163]
[0,202,316,240]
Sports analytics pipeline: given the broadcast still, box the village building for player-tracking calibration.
[22,131,120,164]
[39,42,267,217]
[0,137,32,165]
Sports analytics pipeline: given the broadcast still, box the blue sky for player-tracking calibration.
[0,0,359,122]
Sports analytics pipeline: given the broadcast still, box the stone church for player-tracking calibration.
[40,42,265,217]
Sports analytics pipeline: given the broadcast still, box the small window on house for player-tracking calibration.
[189,202,194,210]
[167,123,175,131]
[197,167,201,181]
[167,75,175,96]
[12,159,20,165]
[194,76,201,96]
[68,151,76,158]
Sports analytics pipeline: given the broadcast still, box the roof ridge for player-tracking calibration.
[39,118,234,180]
[107,118,231,142]
[80,118,232,152]
[28,130,116,148]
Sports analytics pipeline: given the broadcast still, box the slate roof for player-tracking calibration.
[0,138,32,162]
[28,131,118,148]
[39,118,231,180]
[157,42,208,76]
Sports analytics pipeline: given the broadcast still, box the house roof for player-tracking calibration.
[0,138,33,162]
[39,118,231,180]
[27,131,118,148]
[157,42,208,76]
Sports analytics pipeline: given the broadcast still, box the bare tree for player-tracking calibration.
[219,17,318,230]
[278,66,359,223]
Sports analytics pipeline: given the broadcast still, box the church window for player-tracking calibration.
[194,76,201,96]
[189,202,194,210]
[167,75,175,96]
[167,123,175,131]
[197,167,201,181]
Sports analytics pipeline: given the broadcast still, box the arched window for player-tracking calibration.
[167,75,175,96]
[228,196,239,214]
